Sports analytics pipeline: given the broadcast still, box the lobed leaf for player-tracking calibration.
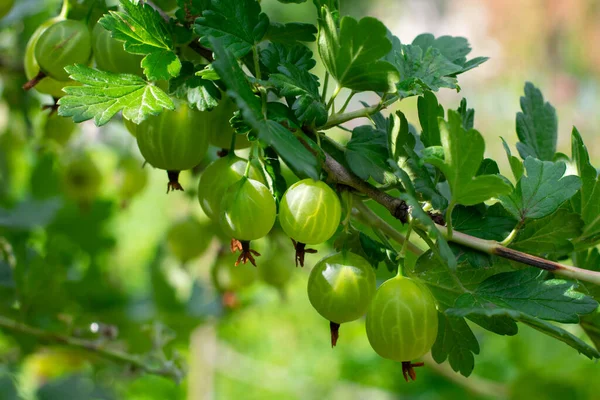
[58,65,174,126]
[515,82,558,161]
[499,157,581,221]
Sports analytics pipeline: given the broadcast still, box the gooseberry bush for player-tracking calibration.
[2,0,600,393]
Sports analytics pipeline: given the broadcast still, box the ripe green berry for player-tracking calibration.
[365,275,438,380]
[166,217,212,264]
[198,155,263,220]
[24,18,80,97]
[34,20,92,81]
[134,105,209,192]
[219,177,276,242]
[307,251,376,346]
[279,179,341,245]
[92,23,143,76]
[206,97,251,150]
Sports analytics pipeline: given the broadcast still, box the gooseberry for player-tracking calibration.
[365,275,438,381]
[307,251,376,346]
[219,177,276,266]
[92,23,143,76]
[279,179,341,266]
[197,155,263,221]
[133,105,209,192]
[62,153,102,204]
[25,20,92,89]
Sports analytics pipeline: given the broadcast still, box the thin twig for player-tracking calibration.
[0,316,184,382]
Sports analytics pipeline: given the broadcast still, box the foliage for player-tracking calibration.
[1,0,600,398]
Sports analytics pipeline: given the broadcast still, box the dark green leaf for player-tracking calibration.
[571,128,600,249]
[259,146,288,206]
[447,307,600,360]
[99,1,180,80]
[501,137,524,181]
[418,91,444,147]
[424,110,512,206]
[345,125,393,184]
[431,313,479,377]
[515,82,558,161]
[194,0,270,58]
[452,204,517,242]
[511,209,583,258]
[318,7,399,92]
[169,62,221,111]
[265,22,317,43]
[453,269,598,323]
[261,43,316,73]
[269,64,327,126]
[58,65,174,126]
[313,0,339,23]
[476,159,500,176]
[210,39,321,180]
[499,157,581,221]
[456,98,474,130]
[580,311,600,352]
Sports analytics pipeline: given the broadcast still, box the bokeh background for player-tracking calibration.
[0,0,599,399]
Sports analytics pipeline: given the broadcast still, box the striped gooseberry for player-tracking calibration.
[365,275,438,381]
[92,23,143,76]
[133,105,209,192]
[24,18,80,98]
[219,177,276,266]
[24,20,92,90]
[307,251,376,346]
[278,179,341,266]
[197,155,263,221]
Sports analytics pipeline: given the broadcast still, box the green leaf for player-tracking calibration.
[141,50,182,81]
[515,82,558,161]
[580,311,600,352]
[411,34,488,74]
[431,313,479,377]
[499,157,581,221]
[424,110,512,206]
[265,22,317,44]
[452,204,517,242]
[418,91,444,147]
[210,39,320,180]
[169,62,221,111]
[345,125,393,184]
[258,146,288,207]
[261,43,316,73]
[447,307,600,360]
[269,64,327,126]
[0,198,62,230]
[511,209,583,258]
[456,98,474,130]
[501,137,524,181]
[453,269,598,323]
[194,0,270,59]
[414,250,510,309]
[58,65,174,126]
[571,127,600,248]
[389,112,447,210]
[313,0,339,23]
[99,1,181,80]
[318,7,399,92]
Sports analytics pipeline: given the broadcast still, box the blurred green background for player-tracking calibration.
[1,0,599,399]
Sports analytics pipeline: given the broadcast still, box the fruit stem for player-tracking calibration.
[326,85,342,113]
[166,171,184,193]
[22,70,46,91]
[329,321,340,347]
[338,91,356,114]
